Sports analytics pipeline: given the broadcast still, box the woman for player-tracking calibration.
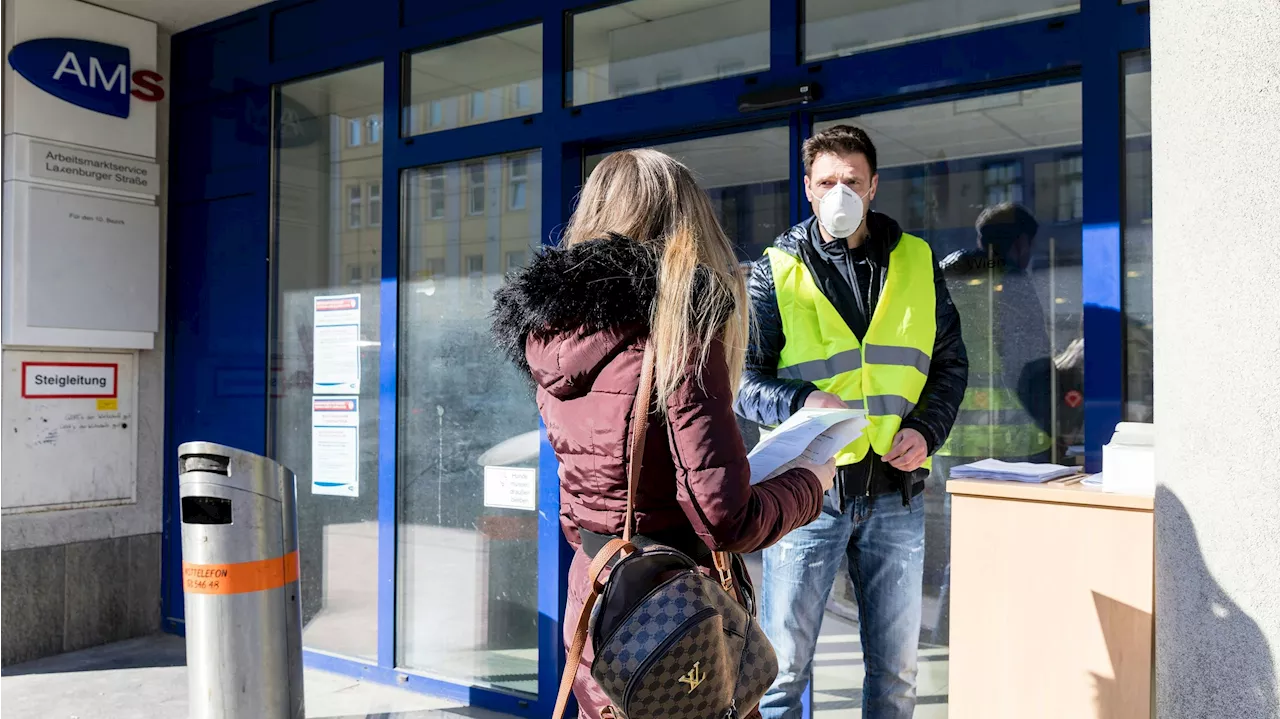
[491,149,836,718]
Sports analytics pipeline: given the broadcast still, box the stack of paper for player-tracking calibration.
[949,459,1082,483]
[747,408,870,484]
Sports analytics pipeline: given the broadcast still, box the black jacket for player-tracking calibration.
[735,213,969,506]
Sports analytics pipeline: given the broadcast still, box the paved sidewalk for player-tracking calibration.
[0,634,515,719]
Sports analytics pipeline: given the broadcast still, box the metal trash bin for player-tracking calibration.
[178,442,304,719]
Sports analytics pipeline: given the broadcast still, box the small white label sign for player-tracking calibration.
[21,362,117,398]
[483,466,537,511]
[28,140,160,196]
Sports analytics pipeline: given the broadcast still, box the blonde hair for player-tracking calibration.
[562,149,749,404]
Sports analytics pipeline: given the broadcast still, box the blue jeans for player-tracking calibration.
[759,492,925,719]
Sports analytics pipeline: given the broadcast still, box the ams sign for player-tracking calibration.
[7,38,164,118]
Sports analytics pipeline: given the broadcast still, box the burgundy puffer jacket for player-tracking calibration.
[492,234,824,554]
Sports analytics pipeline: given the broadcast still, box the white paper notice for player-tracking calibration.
[311,397,359,497]
[313,294,361,394]
[747,408,870,484]
[484,466,538,511]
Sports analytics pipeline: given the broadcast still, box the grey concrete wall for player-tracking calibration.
[1151,2,1280,717]
[1,534,162,666]
[1,31,170,553]
[1,32,171,665]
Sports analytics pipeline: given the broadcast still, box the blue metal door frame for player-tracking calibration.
[162,1,1149,716]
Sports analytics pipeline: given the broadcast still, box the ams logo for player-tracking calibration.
[7,38,164,118]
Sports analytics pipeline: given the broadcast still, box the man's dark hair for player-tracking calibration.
[975,202,1039,253]
[802,125,878,176]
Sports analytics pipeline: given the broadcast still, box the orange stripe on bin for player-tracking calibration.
[183,551,299,595]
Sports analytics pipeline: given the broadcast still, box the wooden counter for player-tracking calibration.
[947,478,1154,719]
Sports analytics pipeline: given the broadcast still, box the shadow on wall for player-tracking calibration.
[1151,487,1279,718]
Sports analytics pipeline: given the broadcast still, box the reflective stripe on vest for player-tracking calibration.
[936,273,1053,458]
[767,233,937,468]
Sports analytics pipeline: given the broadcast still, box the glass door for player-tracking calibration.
[395,149,544,695]
[585,82,1084,715]
[270,62,386,662]
[809,81,1084,717]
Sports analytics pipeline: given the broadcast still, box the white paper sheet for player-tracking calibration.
[948,459,1081,482]
[747,408,869,484]
[313,294,361,394]
[311,396,359,497]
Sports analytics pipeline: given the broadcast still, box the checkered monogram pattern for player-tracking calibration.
[592,573,716,695]
[626,614,734,718]
[733,621,778,710]
[588,548,779,719]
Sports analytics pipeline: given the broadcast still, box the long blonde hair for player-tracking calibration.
[562,149,749,403]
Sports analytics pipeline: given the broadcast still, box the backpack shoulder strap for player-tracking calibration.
[552,340,655,719]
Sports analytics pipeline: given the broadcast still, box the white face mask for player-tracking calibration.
[817,183,870,239]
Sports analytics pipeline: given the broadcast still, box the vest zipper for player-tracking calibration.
[866,263,883,500]
[845,252,866,328]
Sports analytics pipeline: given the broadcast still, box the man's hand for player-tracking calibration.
[882,428,928,472]
[803,391,847,410]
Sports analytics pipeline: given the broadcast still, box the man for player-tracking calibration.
[735,125,968,719]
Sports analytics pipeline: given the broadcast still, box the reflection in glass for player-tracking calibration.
[270,62,384,661]
[1123,53,1154,422]
[804,0,1078,61]
[404,25,543,136]
[397,151,543,695]
[586,127,789,261]
[569,0,769,106]
[812,83,1083,715]
[587,127,789,450]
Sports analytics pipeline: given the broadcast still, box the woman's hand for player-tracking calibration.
[795,456,838,493]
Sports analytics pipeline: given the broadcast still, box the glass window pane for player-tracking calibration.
[347,184,362,228]
[271,62,384,661]
[427,168,446,219]
[813,83,1083,713]
[804,0,1078,61]
[467,162,486,215]
[515,81,534,110]
[405,25,543,136]
[508,155,529,211]
[569,0,769,106]
[398,150,543,695]
[369,182,382,227]
[1124,52,1154,422]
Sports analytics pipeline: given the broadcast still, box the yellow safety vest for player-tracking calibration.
[938,270,1052,458]
[768,233,937,469]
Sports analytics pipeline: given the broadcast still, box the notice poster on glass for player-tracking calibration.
[313,294,361,394]
[483,466,537,511]
[311,396,359,497]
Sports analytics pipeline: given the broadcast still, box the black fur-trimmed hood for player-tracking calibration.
[491,235,659,378]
